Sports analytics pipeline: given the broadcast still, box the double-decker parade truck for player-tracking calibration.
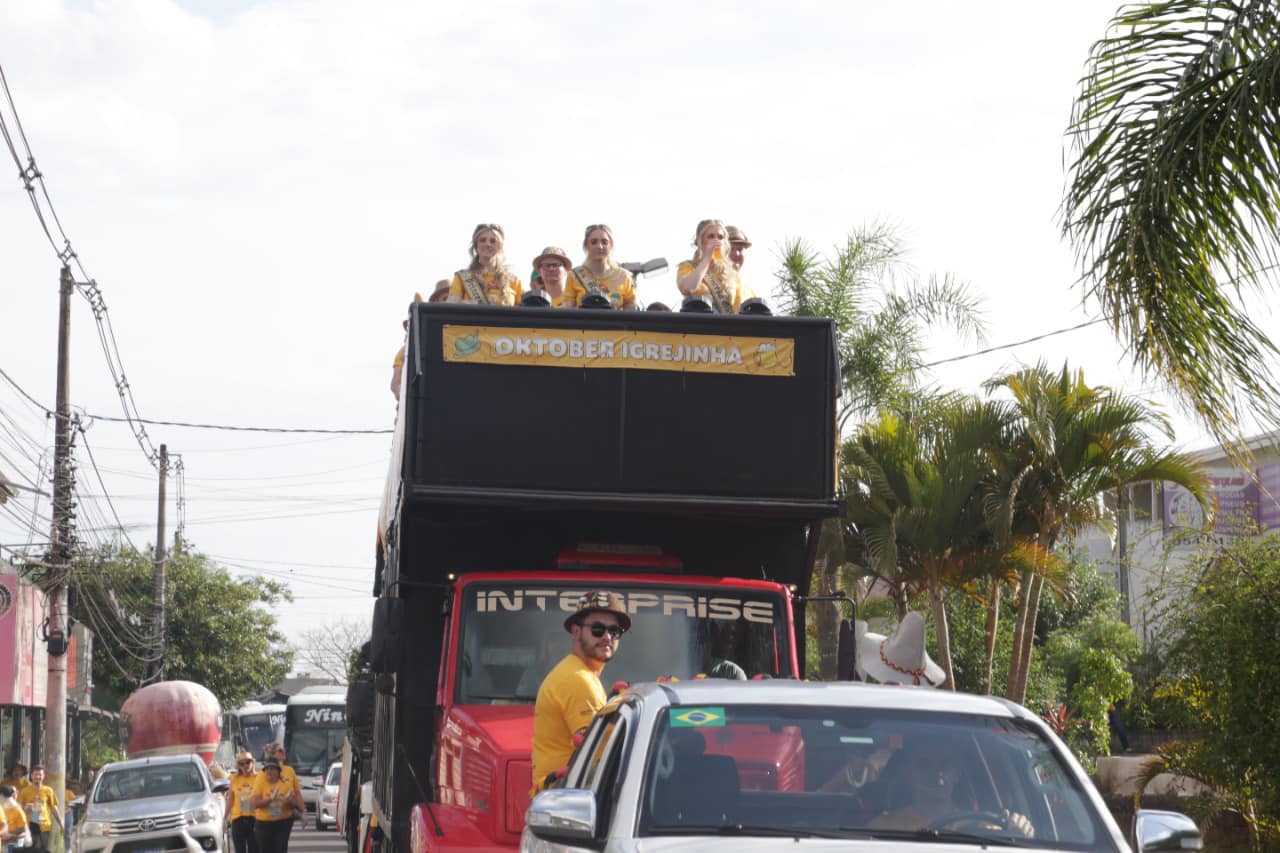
[348,300,841,853]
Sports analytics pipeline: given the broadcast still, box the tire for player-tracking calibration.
[315,809,322,831]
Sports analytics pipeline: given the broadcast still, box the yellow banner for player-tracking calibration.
[441,325,795,377]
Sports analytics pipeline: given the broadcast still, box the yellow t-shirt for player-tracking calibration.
[565,266,636,309]
[447,270,524,306]
[17,785,55,831]
[3,802,28,835]
[0,778,30,795]
[228,771,258,820]
[250,774,296,823]
[530,654,606,794]
[677,260,744,313]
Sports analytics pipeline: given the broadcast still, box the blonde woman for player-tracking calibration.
[227,751,259,853]
[676,219,745,313]
[565,224,637,310]
[447,224,524,306]
[0,785,31,849]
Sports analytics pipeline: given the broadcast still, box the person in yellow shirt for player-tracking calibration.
[564,225,637,310]
[0,784,29,849]
[226,751,260,853]
[676,219,746,314]
[530,247,574,308]
[249,760,304,853]
[0,765,29,796]
[447,224,524,306]
[530,591,631,795]
[16,766,58,853]
[391,281,451,401]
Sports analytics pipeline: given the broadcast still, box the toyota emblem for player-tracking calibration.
[138,819,156,832]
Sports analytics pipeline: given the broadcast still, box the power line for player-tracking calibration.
[923,318,1109,368]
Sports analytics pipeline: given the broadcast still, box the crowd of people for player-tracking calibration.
[390,219,762,399]
[0,762,60,853]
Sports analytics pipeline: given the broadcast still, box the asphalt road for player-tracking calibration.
[283,817,345,853]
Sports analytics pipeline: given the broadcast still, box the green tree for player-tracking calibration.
[1143,534,1280,847]
[842,394,1016,687]
[773,223,985,678]
[1063,1,1280,455]
[986,363,1212,704]
[71,544,294,709]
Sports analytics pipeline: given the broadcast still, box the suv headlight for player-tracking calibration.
[80,820,111,837]
[185,807,218,825]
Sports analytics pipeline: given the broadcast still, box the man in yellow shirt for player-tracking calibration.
[530,591,631,794]
[17,765,59,853]
[726,226,757,304]
[530,247,573,308]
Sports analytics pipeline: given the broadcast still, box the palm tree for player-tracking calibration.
[773,224,985,678]
[1063,1,1280,456]
[987,363,1213,703]
[843,394,1012,688]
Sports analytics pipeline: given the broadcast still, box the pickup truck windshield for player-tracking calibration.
[639,704,1114,850]
[94,765,206,803]
[456,583,789,704]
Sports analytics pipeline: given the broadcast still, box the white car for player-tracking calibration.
[74,754,230,853]
[523,681,1203,852]
[316,761,341,830]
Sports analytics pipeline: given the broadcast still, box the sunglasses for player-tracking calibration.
[237,760,253,766]
[586,621,623,639]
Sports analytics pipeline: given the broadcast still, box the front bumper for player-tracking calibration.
[75,825,221,853]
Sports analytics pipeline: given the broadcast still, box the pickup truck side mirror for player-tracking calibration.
[1134,809,1203,851]
[211,778,231,794]
[526,788,597,845]
[837,618,856,681]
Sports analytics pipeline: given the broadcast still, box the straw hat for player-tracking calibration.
[563,590,632,632]
[532,246,573,269]
[855,612,944,687]
[726,226,752,247]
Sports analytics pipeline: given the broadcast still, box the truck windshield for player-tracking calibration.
[456,582,790,704]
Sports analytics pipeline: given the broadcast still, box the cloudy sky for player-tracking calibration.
[0,0,1227,667]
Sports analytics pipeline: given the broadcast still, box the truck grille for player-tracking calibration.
[109,813,185,834]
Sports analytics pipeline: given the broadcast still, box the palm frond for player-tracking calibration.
[1063,0,1280,455]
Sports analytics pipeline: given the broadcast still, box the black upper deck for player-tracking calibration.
[396,302,839,515]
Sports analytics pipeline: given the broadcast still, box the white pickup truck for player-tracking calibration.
[523,681,1202,852]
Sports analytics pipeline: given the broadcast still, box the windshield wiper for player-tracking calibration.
[649,823,873,840]
[849,827,1033,847]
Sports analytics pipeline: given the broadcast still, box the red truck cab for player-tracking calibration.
[357,303,840,853]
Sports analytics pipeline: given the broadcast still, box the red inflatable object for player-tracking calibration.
[119,680,222,765]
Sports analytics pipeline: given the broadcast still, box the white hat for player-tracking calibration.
[855,611,944,687]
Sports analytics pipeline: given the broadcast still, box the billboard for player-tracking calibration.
[0,569,49,706]
[1165,465,1280,536]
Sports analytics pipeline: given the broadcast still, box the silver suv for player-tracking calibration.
[74,754,230,853]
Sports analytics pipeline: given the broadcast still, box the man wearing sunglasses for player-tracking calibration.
[530,590,631,795]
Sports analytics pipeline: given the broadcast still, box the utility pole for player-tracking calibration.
[147,443,168,683]
[45,265,75,812]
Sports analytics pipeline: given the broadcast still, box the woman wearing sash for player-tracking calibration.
[677,219,745,313]
[447,223,524,305]
[565,224,637,309]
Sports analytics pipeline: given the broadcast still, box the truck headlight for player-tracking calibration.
[80,820,111,837]
[185,807,218,825]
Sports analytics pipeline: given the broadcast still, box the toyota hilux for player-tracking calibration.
[73,754,230,853]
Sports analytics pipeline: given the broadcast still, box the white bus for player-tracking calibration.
[231,701,287,758]
[284,686,346,807]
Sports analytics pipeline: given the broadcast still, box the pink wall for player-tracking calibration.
[0,570,49,706]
